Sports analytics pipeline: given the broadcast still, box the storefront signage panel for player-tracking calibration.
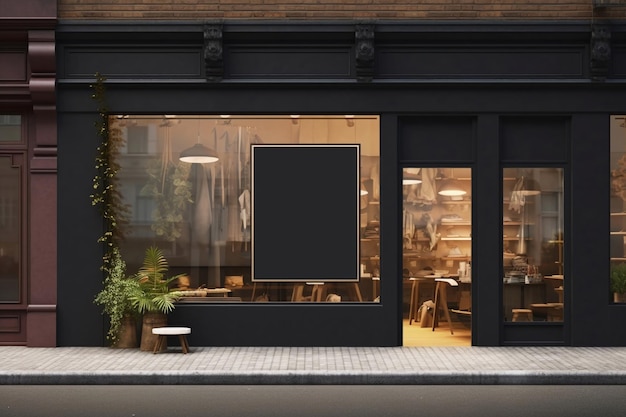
[251,144,360,282]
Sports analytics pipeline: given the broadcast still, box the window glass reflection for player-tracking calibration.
[610,116,626,303]
[503,168,564,322]
[114,116,380,303]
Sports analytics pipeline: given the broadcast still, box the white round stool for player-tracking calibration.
[151,326,191,354]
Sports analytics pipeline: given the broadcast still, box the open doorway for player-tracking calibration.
[402,167,472,346]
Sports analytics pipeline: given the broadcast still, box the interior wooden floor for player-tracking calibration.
[402,318,471,347]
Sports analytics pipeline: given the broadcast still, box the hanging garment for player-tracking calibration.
[370,161,380,201]
[509,176,524,214]
[419,168,438,203]
[192,164,213,246]
[403,209,415,250]
[238,188,251,246]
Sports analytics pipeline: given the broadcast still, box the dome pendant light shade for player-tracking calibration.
[438,179,467,197]
[437,168,466,197]
[179,143,219,164]
[403,178,422,185]
[403,168,422,185]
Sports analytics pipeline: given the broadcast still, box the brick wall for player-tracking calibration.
[57,0,626,20]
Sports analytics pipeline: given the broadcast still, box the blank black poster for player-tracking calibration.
[251,144,360,282]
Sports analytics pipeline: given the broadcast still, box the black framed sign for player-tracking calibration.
[251,144,360,282]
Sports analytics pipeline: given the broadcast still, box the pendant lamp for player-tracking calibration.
[403,168,422,185]
[179,120,219,164]
[403,175,422,186]
[438,168,466,197]
[179,143,219,164]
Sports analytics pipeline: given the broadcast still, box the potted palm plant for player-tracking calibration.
[611,263,626,303]
[94,247,140,348]
[129,246,184,351]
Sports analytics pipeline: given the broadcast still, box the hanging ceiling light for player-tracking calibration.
[179,143,219,164]
[438,168,467,197]
[438,180,467,196]
[179,120,219,164]
[403,173,422,185]
[403,168,422,185]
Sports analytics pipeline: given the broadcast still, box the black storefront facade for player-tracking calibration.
[56,20,626,347]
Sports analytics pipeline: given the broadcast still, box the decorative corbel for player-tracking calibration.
[28,30,57,172]
[590,24,611,81]
[204,23,224,81]
[355,23,375,82]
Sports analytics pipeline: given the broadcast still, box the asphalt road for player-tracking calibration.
[1,385,625,417]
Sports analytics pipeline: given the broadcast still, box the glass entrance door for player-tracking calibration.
[402,167,472,346]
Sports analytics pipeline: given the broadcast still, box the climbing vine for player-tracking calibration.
[90,72,130,273]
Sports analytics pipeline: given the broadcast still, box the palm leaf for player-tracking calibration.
[129,246,182,314]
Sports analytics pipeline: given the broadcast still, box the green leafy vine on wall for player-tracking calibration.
[90,72,130,270]
[90,73,134,344]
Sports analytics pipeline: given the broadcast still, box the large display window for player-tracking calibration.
[113,115,380,303]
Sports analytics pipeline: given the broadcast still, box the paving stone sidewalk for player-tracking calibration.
[1,346,626,385]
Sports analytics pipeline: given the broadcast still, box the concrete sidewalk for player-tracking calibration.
[2,346,626,385]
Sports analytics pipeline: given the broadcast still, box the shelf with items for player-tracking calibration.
[403,252,436,259]
[441,256,471,261]
[402,168,472,277]
[440,221,471,226]
[439,200,472,206]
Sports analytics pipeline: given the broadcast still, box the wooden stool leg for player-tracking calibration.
[440,286,454,335]
[291,284,303,301]
[352,283,363,302]
[153,335,164,354]
[409,280,418,325]
[432,282,454,334]
[178,335,189,354]
[432,282,440,331]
